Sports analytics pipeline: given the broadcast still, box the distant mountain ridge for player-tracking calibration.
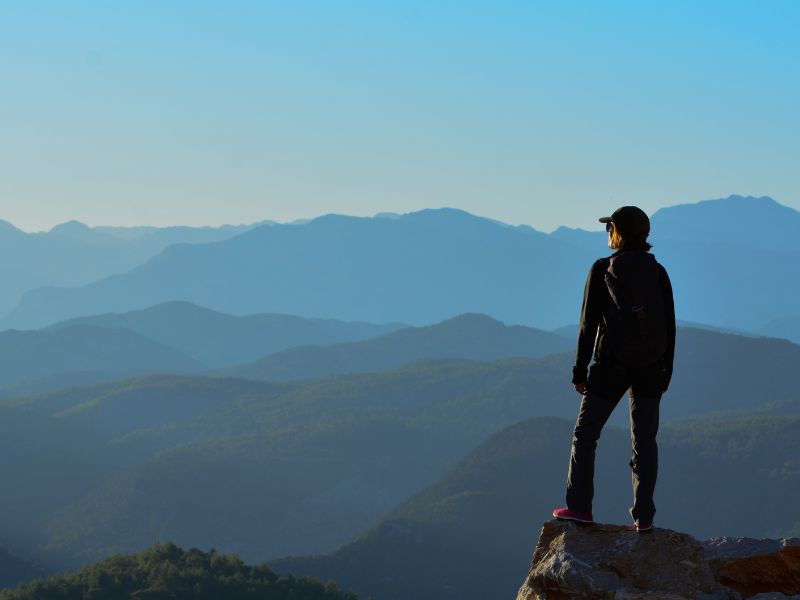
[2,195,798,337]
[0,219,266,317]
[0,207,587,329]
[4,303,773,401]
[650,194,800,249]
[0,301,406,397]
[44,301,407,368]
[217,312,573,381]
[0,323,204,389]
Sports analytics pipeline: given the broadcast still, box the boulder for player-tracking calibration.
[517,520,800,600]
[704,536,800,599]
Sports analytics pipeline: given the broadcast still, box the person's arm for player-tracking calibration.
[659,264,676,390]
[572,261,605,385]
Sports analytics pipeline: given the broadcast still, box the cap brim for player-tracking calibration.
[598,217,612,223]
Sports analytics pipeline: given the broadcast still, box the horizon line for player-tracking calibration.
[0,193,782,235]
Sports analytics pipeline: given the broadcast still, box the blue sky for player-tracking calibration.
[1,1,798,232]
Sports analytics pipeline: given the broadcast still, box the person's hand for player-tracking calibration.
[574,383,587,395]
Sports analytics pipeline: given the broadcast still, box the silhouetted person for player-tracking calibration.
[552,206,675,532]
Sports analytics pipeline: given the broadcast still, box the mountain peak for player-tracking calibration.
[654,194,789,216]
[517,520,800,599]
[399,207,546,236]
[437,312,506,327]
[408,313,511,336]
[50,220,92,234]
[400,207,484,222]
[729,193,774,201]
[696,194,785,211]
[720,193,778,205]
[650,194,800,248]
[409,207,474,216]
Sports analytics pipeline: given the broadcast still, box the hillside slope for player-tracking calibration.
[218,312,572,381]
[2,326,798,567]
[45,301,406,368]
[271,413,800,600]
[0,324,203,388]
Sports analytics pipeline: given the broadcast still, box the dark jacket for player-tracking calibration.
[571,248,676,388]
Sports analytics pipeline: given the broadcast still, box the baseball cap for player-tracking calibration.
[599,206,650,238]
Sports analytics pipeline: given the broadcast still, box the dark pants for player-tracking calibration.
[566,358,663,523]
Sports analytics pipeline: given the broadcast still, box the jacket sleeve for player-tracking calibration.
[659,264,676,389]
[572,261,604,384]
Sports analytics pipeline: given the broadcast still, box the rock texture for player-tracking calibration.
[516,520,800,600]
[705,536,800,599]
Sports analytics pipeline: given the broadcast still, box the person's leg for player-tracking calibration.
[628,369,663,523]
[565,361,628,513]
[565,392,622,512]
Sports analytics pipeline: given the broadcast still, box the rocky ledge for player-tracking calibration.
[516,520,800,600]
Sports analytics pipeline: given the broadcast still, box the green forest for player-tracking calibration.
[0,543,359,600]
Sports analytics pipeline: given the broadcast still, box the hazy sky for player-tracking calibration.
[1,1,798,233]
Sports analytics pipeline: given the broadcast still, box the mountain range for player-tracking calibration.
[271,412,800,600]
[0,323,204,390]
[215,312,573,381]
[43,301,406,368]
[4,300,796,413]
[1,323,798,569]
[0,306,571,396]
[2,195,798,339]
[0,219,270,317]
[1,193,799,595]
[0,208,584,329]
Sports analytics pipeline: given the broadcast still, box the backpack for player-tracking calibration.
[602,252,668,368]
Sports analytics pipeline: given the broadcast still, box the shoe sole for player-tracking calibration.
[553,513,594,524]
[635,524,654,532]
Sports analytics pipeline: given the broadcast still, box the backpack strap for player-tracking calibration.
[606,255,649,340]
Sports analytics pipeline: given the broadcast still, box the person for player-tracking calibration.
[552,205,675,532]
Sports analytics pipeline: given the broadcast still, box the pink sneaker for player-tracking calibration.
[552,507,594,523]
[633,519,654,532]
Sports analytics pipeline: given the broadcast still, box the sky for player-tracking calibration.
[0,1,798,233]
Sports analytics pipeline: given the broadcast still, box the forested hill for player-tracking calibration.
[1,325,798,567]
[217,312,572,381]
[0,543,359,600]
[271,412,800,600]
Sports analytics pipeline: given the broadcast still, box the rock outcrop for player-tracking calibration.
[705,536,800,599]
[516,520,800,600]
